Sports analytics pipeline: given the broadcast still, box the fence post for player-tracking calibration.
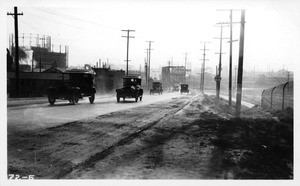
[282,82,289,111]
[261,90,265,109]
[270,87,276,110]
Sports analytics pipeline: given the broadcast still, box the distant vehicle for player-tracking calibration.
[150,82,163,95]
[172,84,180,92]
[48,70,96,105]
[180,84,189,94]
[116,76,143,102]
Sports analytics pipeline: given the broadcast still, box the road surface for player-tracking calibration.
[7,92,185,132]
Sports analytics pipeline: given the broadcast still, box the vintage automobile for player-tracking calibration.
[172,84,180,92]
[180,83,189,94]
[116,76,143,102]
[150,82,163,95]
[48,70,96,105]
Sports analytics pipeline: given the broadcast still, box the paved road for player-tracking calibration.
[7,92,185,132]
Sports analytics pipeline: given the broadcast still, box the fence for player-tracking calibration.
[261,81,293,111]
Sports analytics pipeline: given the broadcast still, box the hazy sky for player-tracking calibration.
[4,0,300,74]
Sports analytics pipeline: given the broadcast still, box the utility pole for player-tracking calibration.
[145,49,149,88]
[214,25,228,99]
[229,10,233,105]
[122,29,135,76]
[200,42,210,93]
[147,41,154,89]
[236,10,246,117]
[234,65,237,94]
[183,53,189,83]
[217,9,243,105]
[7,7,23,97]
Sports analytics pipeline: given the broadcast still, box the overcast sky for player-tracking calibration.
[4,0,300,74]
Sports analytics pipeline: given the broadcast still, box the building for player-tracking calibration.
[161,66,186,89]
[8,33,68,72]
[92,67,125,93]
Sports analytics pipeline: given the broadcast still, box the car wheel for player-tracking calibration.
[89,93,95,104]
[72,92,79,105]
[48,93,56,105]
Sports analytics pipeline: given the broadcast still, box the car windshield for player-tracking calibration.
[64,73,94,86]
[123,77,140,85]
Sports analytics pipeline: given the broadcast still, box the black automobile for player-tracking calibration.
[180,83,189,94]
[116,76,143,102]
[150,82,163,95]
[48,70,96,105]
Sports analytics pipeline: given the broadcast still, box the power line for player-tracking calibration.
[36,7,122,31]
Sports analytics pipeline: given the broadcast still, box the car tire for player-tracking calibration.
[48,93,56,105]
[71,91,79,105]
[89,93,95,104]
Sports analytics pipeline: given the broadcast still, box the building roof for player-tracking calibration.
[43,66,63,73]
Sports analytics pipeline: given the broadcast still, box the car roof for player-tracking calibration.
[123,76,141,79]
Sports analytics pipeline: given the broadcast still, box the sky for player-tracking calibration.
[4,0,300,75]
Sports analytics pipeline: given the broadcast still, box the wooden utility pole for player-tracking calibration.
[236,10,246,117]
[200,42,210,93]
[214,25,228,99]
[122,29,135,76]
[217,9,243,105]
[147,41,154,88]
[145,49,149,87]
[229,10,233,105]
[7,7,23,97]
[183,53,189,83]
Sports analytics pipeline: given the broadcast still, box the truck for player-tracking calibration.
[47,70,96,105]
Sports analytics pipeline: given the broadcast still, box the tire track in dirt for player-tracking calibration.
[7,95,196,179]
[55,96,196,179]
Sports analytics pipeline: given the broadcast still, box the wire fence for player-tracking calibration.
[261,81,293,111]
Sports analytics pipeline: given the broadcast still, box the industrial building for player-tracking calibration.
[8,33,68,72]
[161,66,186,89]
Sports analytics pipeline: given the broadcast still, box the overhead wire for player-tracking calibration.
[35,7,122,31]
